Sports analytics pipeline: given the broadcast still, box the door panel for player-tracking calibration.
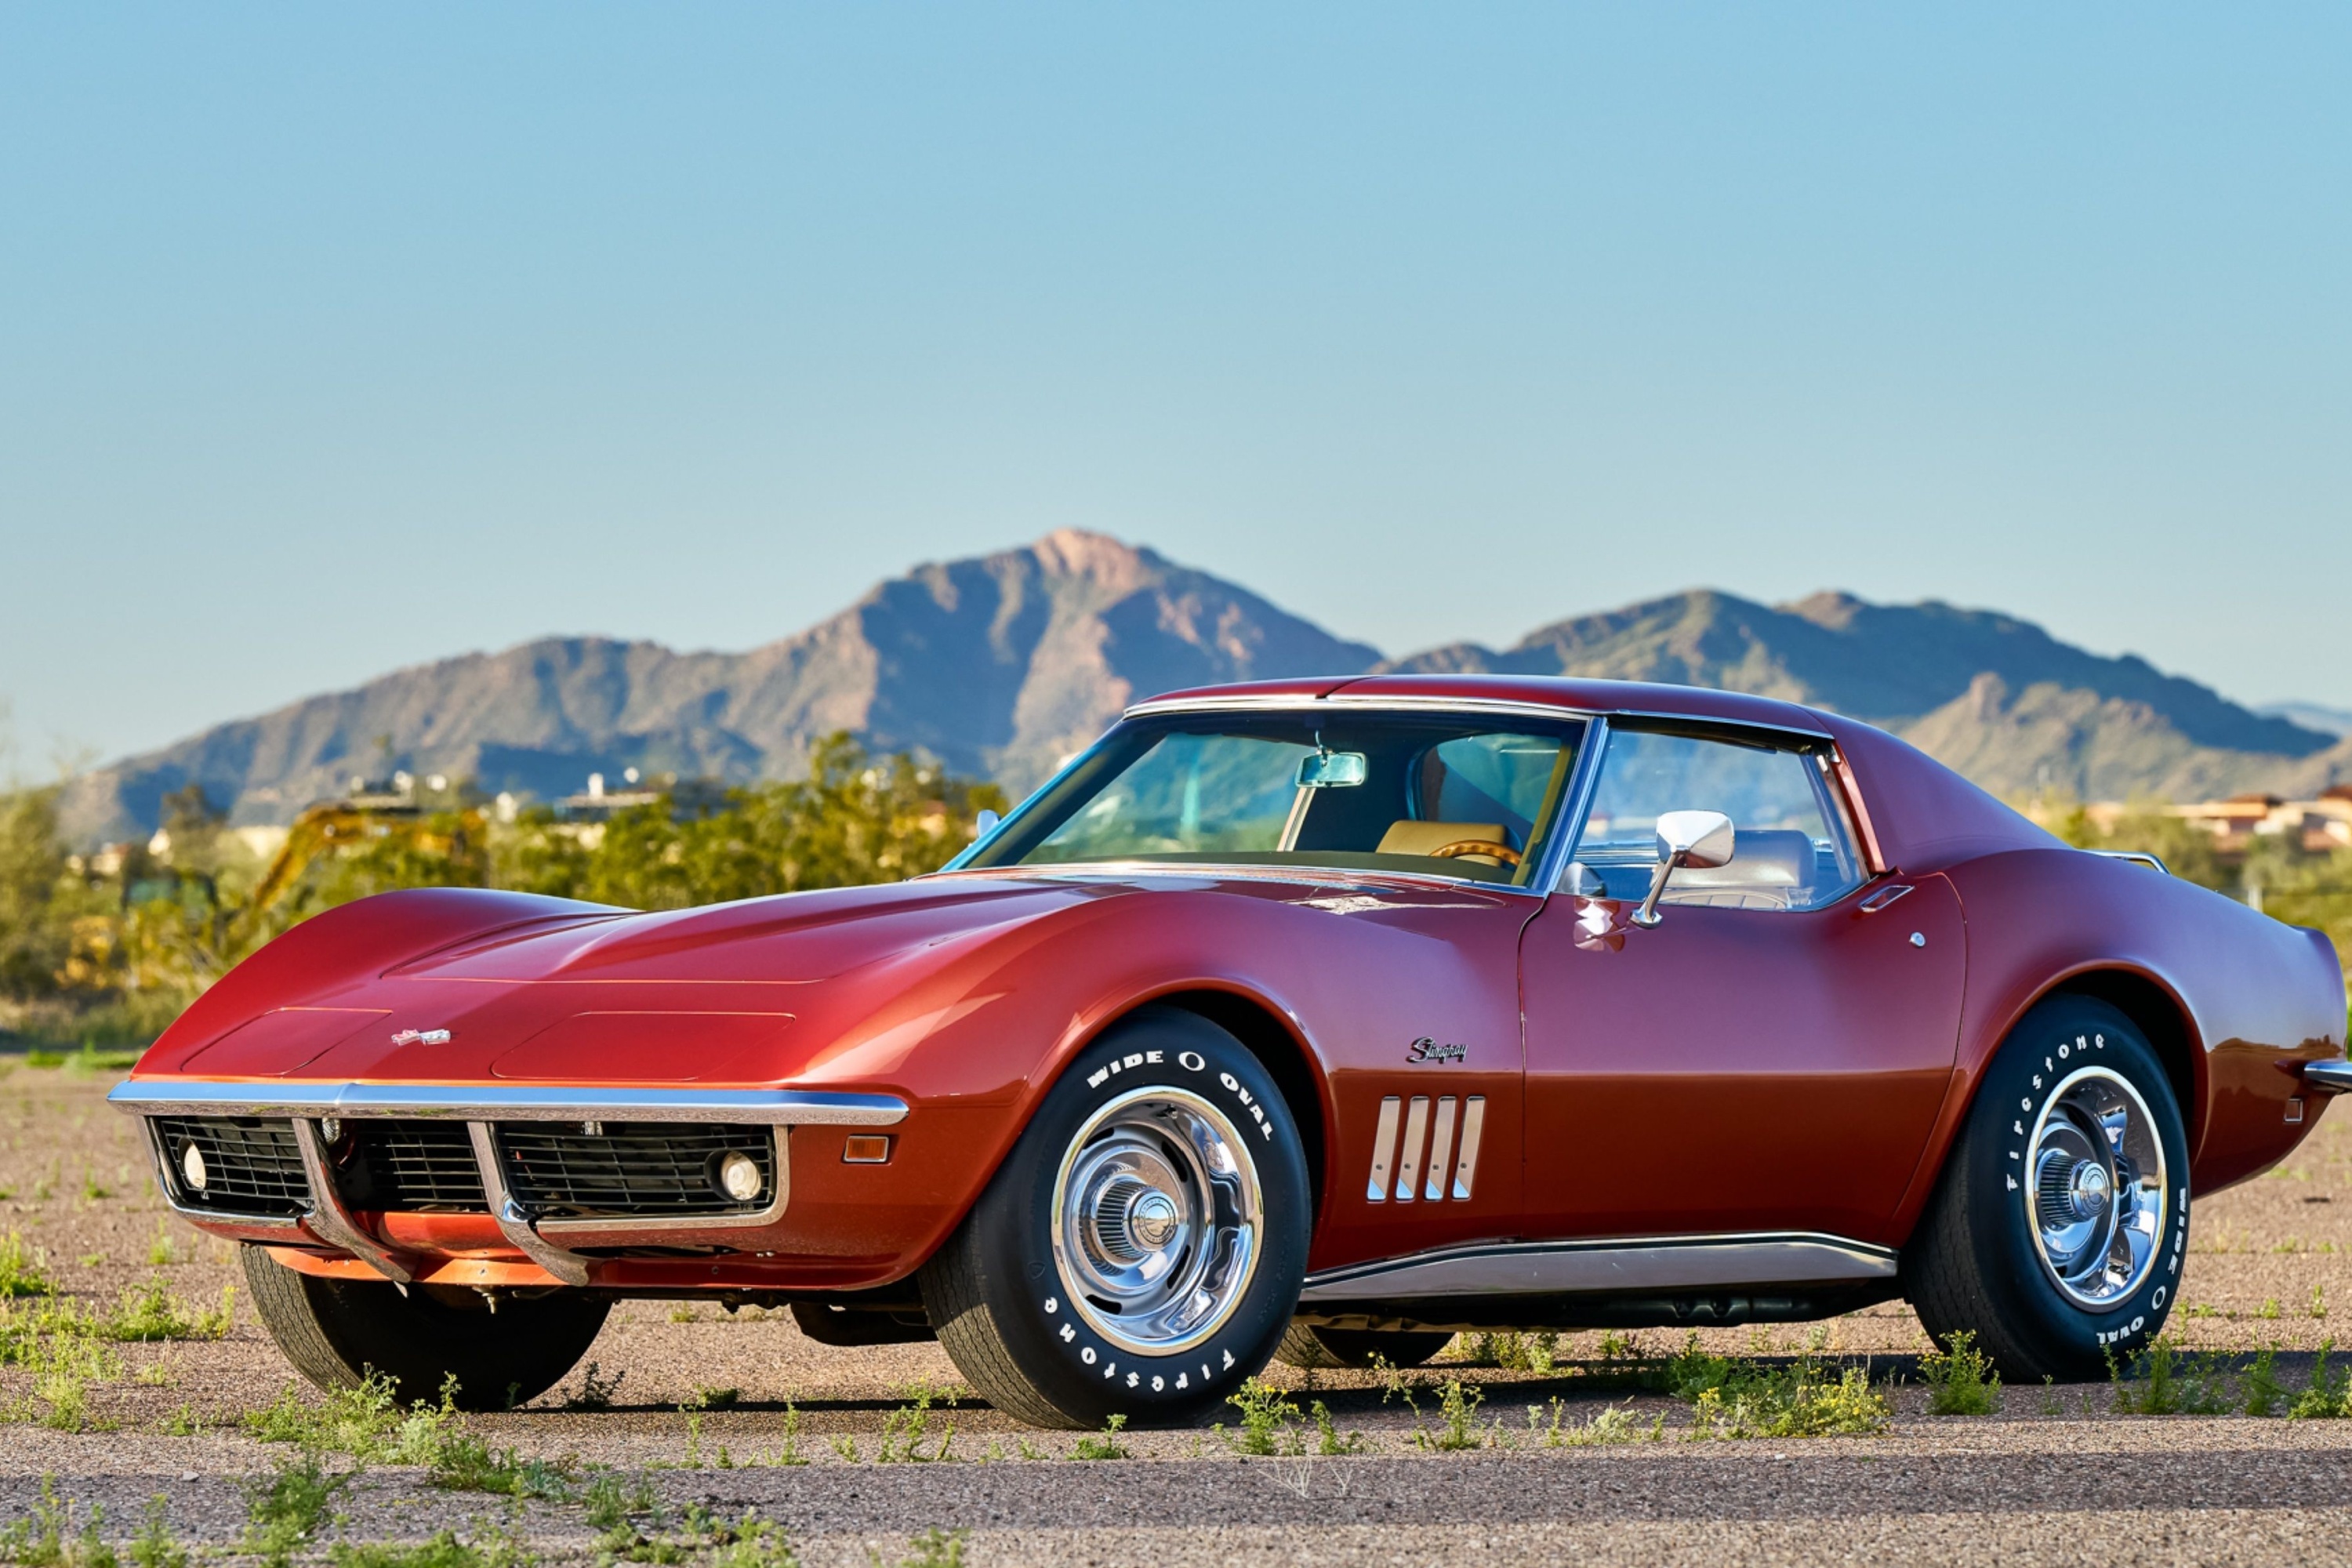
[1519,874,1965,1247]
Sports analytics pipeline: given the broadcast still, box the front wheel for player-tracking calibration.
[1906,996,2190,1381]
[920,1007,1311,1428]
[242,1246,610,1410]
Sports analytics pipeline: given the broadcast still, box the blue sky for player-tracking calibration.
[3,5,2347,765]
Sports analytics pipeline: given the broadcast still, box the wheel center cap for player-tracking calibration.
[2070,1161,2111,1217]
[1128,1190,1181,1250]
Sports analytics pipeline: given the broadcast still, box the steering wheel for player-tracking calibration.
[1428,840,1523,868]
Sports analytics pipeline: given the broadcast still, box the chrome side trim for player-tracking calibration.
[289,1119,415,1286]
[109,1081,907,1126]
[467,1121,592,1287]
[1298,1232,1899,1301]
[1366,1097,1402,1201]
[1394,1097,1432,1203]
[1424,1097,1458,1203]
[2091,849,2171,875]
[2302,1062,2352,1097]
[1450,1097,1486,1200]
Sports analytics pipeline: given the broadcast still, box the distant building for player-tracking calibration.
[2075,790,2352,854]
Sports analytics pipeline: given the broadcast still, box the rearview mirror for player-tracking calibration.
[1631,809,1736,929]
[1296,751,1368,789]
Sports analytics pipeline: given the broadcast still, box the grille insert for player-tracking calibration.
[151,1116,309,1218]
[339,1120,487,1212]
[498,1123,777,1219]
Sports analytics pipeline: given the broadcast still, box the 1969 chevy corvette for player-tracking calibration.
[112,675,2349,1426]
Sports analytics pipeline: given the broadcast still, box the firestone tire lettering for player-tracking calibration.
[1907,996,2190,1385]
[920,1005,1309,1430]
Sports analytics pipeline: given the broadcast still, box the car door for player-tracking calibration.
[1518,722,1965,1247]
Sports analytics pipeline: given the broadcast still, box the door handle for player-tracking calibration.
[1858,883,1915,913]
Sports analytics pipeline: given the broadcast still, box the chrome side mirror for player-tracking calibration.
[1563,860,1606,898]
[1630,810,1735,929]
[972,808,1002,841]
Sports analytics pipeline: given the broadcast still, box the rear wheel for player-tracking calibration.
[920,1007,1311,1428]
[1906,996,2189,1381]
[242,1247,609,1410]
[1274,1323,1455,1370]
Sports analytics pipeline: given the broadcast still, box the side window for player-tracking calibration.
[1572,728,1864,912]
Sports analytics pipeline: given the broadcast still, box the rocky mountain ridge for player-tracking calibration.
[56,531,2351,843]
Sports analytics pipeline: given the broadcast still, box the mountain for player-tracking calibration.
[54,535,2352,844]
[57,531,1381,843]
[1388,590,2351,800]
[2263,702,2352,740]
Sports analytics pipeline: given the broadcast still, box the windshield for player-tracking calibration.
[961,710,1587,887]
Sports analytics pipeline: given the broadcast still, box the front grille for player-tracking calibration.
[339,1120,487,1212]
[151,1116,310,1218]
[497,1123,776,1219]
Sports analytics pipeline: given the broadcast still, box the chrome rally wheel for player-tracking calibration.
[1907,995,2190,1383]
[2026,1067,2167,1309]
[1051,1087,1263,1357]
[920,1007,1308,1429]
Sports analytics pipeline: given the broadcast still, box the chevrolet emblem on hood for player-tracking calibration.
[389,1028,453,1046]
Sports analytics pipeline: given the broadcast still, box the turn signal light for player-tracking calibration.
[843,1134,893,1164]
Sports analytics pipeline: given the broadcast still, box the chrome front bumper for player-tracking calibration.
[111,1079,909,1287]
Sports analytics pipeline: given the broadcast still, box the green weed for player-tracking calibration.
[1664,1339,1889,1439]
[426,1431,576,1498]
[1412,1380,1486,1450]
[884,1530,965,1568]
[0,1478,119,1568]
[1225,1377,1303,1456]
[0,1232,54,1298]
[2291,1340,2350,1419]
[328,1526,533,1568]
[2244,1347,2287,1417]
[242,1452,359,1568]
[1310,1400,1367,1455]
[97,1279,232,1342]
[877,1384,955,1464]
[1919,1330,2002,1415]
[1069,1412,1131,1461]
[583,1473,657,1532]
[127,1497,184,1568]
[243,1371,459,1463]
[1530,1398,1657,1446]
[1457,1331,1555,1374]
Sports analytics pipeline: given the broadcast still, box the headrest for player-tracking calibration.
[1673,828,1813,889]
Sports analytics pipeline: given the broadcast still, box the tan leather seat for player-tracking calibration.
[1377,821,1511,866]
[1666,829,1815,910]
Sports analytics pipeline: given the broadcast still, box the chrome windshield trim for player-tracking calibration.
[109,1081,908,1126]
[1122,693,1602,724]
[1534,713,1610,897]
[1298,1231,1899,1301]
[930,859,1544,899]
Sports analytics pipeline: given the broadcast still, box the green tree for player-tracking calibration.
[0,785,72,998]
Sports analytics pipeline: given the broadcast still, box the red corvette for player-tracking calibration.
[113,675,2348,1426]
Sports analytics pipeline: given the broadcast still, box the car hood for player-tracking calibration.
[143,866,1515,1090]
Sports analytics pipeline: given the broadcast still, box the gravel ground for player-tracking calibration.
[9,1062,2352,1564]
